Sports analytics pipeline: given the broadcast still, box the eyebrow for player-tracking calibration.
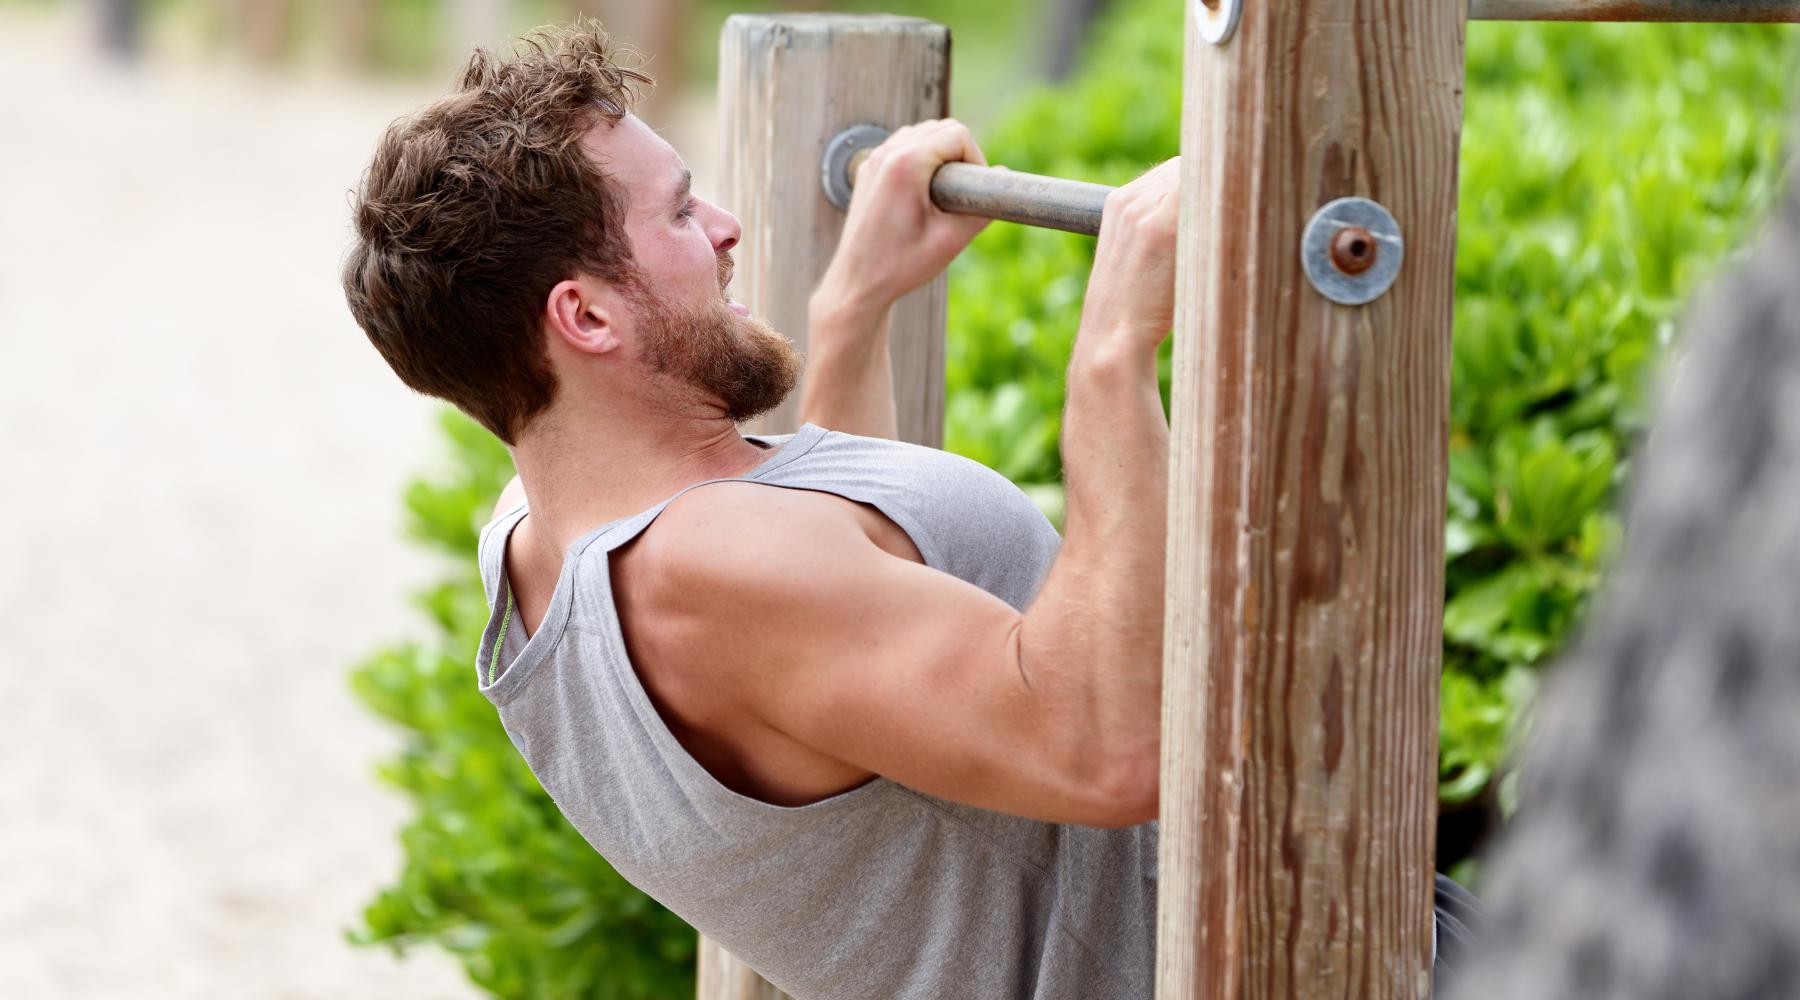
[671,169,693,214]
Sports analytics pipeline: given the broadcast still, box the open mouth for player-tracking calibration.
[722,276,748,317]
[719,255,746,316]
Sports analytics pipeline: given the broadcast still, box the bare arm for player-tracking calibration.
[1019,160,1180,793]
[799,282,898,439]
[646,162,1179,827]
[641,482,1154,826]
[798,120,990,440]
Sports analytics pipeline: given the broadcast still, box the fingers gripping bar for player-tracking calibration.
[821,124,1115,237]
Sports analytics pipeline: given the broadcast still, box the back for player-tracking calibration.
[475,424,1159,999]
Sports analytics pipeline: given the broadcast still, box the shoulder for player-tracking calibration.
[491,475,527,522]
[610,481,901,736]
[630,481,873,597]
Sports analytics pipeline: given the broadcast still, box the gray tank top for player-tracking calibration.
[475,423,1159,999]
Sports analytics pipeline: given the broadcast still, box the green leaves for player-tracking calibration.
[1439,21,1796,808]
[1439,666,1538,806]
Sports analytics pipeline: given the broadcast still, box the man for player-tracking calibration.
[343,19,1468,998]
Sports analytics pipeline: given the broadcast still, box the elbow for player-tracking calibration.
[1082,743,1160,828]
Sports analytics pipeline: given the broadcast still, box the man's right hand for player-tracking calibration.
[801,120,994,442]
[817,119,993,312]
[1074,157,1181,366]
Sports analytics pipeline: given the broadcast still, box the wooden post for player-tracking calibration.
[712,14,951,999]
[1157,0,1466,996]
[695,937,791,1000]
[721,13,951,448]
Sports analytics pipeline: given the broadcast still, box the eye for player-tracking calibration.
[676,199,697,221]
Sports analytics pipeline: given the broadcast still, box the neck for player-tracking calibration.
[510,402,781,564]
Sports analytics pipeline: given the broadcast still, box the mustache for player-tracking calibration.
[717,252,734,293]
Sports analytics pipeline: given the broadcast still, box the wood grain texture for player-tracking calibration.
[1156,0,1466,997]
[721,13,950,447]
[707,16,950,999]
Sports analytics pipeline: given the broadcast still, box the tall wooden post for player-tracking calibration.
[721,13,951,448]
[1157,0,1466,996]
[712,14,951,999]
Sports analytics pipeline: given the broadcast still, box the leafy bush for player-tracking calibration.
[1442,23,1795,810]
[350,2,1797,993]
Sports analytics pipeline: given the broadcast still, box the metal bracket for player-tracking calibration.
[1300,197,1404,305]
[1196,0,1241,44]
[822,123,891,211]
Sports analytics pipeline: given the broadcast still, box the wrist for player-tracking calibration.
[811,270,894,330]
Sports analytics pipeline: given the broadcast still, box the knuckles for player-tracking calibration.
[1102,170,1180,246]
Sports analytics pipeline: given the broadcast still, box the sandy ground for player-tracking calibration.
[0,10,716,998]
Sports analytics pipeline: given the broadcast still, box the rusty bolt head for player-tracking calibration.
[1330,226,1377,275]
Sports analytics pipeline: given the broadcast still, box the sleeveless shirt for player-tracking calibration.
[474,423,1159,999]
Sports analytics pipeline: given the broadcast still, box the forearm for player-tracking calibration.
[1018,337,1169,795]
[797,284,899,440]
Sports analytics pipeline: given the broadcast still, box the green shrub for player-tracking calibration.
[350,3,1797,993]
[1441,23,1795,809]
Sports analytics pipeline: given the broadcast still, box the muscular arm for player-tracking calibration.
[639,481,1156,826]
[798,282,898,440]
[1020,162,1178,787]
[648,161,1179,827]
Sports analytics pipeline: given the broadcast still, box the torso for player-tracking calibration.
[502,485,925,807]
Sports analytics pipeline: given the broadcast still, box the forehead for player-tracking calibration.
[579,113,683,209]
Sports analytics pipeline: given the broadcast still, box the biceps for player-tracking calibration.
[749,559,1121,825]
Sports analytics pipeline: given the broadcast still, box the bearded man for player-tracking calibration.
[343,19,1471,999]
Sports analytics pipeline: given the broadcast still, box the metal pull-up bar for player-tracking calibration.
[822,0,1799,236]
[822,124,1113,236]
[816,3,1795,239]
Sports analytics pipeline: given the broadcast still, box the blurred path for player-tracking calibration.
[0,10,477,998]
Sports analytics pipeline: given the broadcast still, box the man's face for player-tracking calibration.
[582,115,801,422]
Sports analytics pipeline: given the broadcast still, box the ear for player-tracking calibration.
[545,278,624,356]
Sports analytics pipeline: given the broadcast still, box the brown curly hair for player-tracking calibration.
[342,18,652,445]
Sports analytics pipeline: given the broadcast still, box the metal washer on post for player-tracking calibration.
[1197,0,1242,44]
[1300,197,1405,305]
[822,124,892,211]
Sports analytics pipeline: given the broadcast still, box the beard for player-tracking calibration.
[630,283,803,424]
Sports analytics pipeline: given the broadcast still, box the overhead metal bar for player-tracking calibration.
[822,124,1112,237]
[1471,0,1798,21]
[821,0,1789,241]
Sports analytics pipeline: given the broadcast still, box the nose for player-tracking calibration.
[706,199,740,255]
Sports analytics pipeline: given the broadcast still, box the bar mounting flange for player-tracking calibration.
[822,123,891,211]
